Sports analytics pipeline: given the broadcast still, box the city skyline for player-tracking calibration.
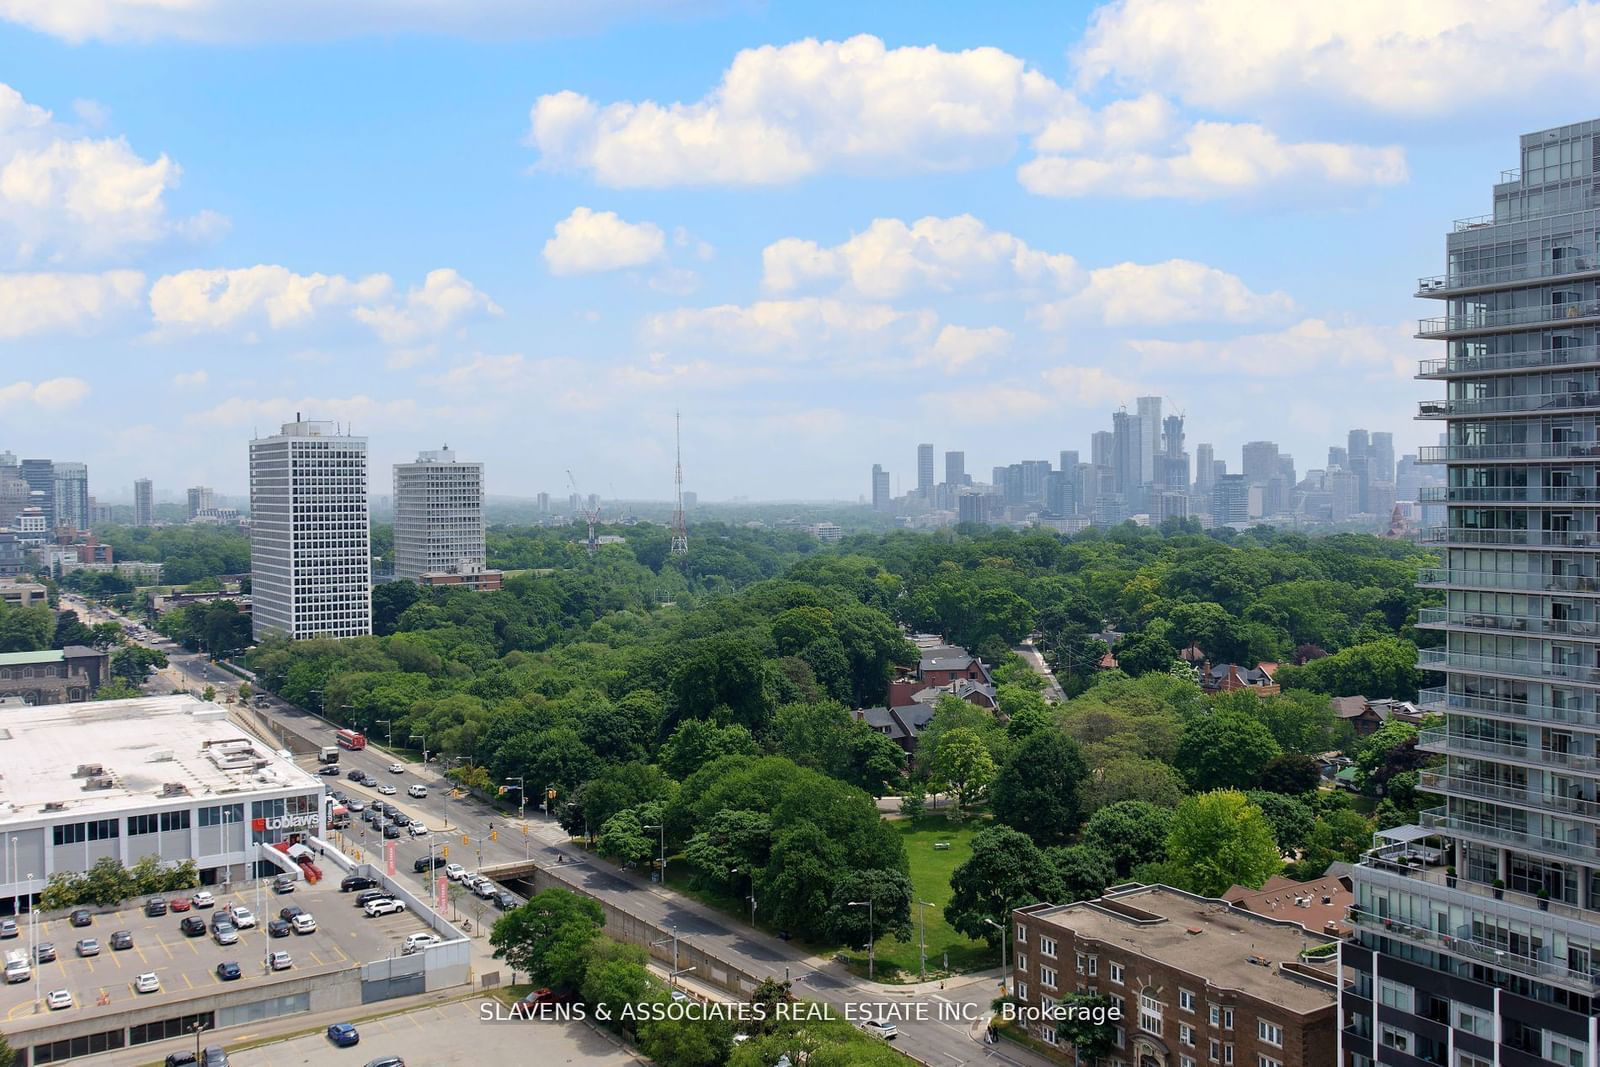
[1,5,1593,498]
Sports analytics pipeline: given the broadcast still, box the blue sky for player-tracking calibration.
[0,0,1592,502]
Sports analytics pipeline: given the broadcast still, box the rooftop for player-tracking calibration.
[1020,883,1339,1016]
[0,694,324,823]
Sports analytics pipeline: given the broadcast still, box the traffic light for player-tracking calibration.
[462,834,469,846]
[490,830,498,841]
[442,846,449,859]
[546,788,557,799]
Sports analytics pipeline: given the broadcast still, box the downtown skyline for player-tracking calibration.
[0,2,1596,499]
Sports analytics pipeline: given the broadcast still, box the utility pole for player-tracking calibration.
[670,410,688,556]
[644,823,667,882]
[918,899,936,981]
[985,916,1010,995]
[849,899,875,981]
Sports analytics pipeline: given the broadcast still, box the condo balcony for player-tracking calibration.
[1420,527,1600,549]
[1417,606,1600,640]
[1419,804,1600,864]
[1420,485,1600,504]
[1417,344,1600,379]
[1417,567,1600,595]
[1418,301,1600,339]
[1418,442,1600,463]
[1418,390,1600,418]
[1417,727,1600,772]
[1419,770,1600,821]
[1417,686,1600,730]
[1417,647,1600,688]
[1416,254,1598,299]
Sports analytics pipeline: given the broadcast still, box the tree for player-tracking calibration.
[660,719,758,779]
[757,824,844,941]
[683,809,772,892]
[1174,708,1281,792]
[945,827,1062,945]
[640,1010,735,1067]
[1165,791,1281,897]
[1244,790,1315,852]
[1112,632,1176,677]
[1046,845,1113,902]
[991,730,1089,845]
[597,805,659,867]
[826,868,914,948]
[1082,756,1188,812]
[1356,719,1427,794]
[580,938,651,1034]
[929,727,997,812]
[1259,753,1323,796]
[110,646,167,686]
[1054,991,1120,1061]
[0,604,53,653]
[1276,637,1422,701]
[52,610,94,648]
[489,888,604,990]
[1082,801,1174,878]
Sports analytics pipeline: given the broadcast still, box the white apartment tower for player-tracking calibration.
[249,418,370,641]
[393,447,485,581]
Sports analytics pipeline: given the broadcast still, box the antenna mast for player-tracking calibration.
[670,410,689,556]
[566,469,601,556]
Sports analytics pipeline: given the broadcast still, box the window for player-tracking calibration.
[1379,979,1414,1014]
[1223,1007,1234,1030]
[1258,1058,1282,1067]
[1087,955,1097,976]
[1257,1020,1283,1048]
[1210,1005,1220,1026]
[1110,962,1124,984]
[52,823,85,846]
[1139,993,1163,1036]
[1040,935,1056,958]
[1180,1023,1196,1047]
[1210,1039,1221,1063]
[1076,952,1086,973]
[1040,966,1058,991]
[1015,923,1027,944]
[1017,953,1028,973]
[1179,989,1196,1012]
[1547,1035,1587,1067]
[1017,981,1028,1002]
[1456,1055,1491,1067]
[1381,1026,1414,1055]
[1182,1058,1197,1067]
[1224,1044,1234,1065]
[1454,1004,1493,1038]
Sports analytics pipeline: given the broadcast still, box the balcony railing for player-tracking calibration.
[1417,567,1600,594]
[1420,528,1600,549]
[1417,256,1597,297]
[1359,847,1598,932]
[1418,391,1600,418]
[1417,727,1600,771]
[1417,606,1600,639]
[1417,648,1600,687]
[1418,442,1600,462]
[1420,485,1600,504]
[1419,770,1600,819]
[1417,686,1600,730]
[1418,301,1600,338]
[1346,907,1600,989]
[1419,804,1600,863]
[1418,345,1600,378]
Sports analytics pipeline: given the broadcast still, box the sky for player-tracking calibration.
[0,0,1594,503]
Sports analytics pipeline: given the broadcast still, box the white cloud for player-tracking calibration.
[149,265,496,343]
[543,207,666,275]
[919,364,1143,421]
[0,0,699,43]
[0,82,213,263]
[762,214,1081,299]
[1019,119,1406,199]
[644,297,939,361]
[922,325,1011,374]
[1127,317,1413,377]
[1075,0,1600,117]
[0,376,90,410]
[0,269,143,337]
[172,369,208,387]
[184,393,420,429]
[1034,259,1294,327]
[528,34,1066,186]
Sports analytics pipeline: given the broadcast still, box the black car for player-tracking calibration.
[318,765,341,776]
[279,905,304,922]
[413,855,446,873]
[209,912,235,933]
[266,918,292,938]
[200,1047,230,1067]
[341,875,378,892]
[363,810,381,826]
[164,1053,198,1067]
[347,767,365,780]
[494,891,517,910]
[68,909,92,927]
[34,942,55,963]
[215,961,242,981]
[144,897,168,917]
[389,813,411,828]
[110,930,133,950]
[354,889,392,908]
[331,790,348,803]
[382,823,401,839]
[180,917,207,937]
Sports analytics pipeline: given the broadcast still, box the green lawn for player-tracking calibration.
[841,815,998,983]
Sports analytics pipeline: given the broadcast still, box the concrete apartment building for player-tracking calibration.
[249,418,371,641]
[1345,117,1600,1067]
[132,478,154,527]
[1014,884,1338,1067]
[392,447,487,582]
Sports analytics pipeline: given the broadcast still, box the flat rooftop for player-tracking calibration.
[1023,884,1338,1015]
[0,694,323,822]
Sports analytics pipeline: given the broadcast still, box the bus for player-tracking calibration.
[335,728,367,751]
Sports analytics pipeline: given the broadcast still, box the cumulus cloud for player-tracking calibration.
[1034,259,1295,327]
[644,297,939,361]
[0,82,213,263]
[922,325,1011,374]
[919,364,1143,421]
[149,265,497,343]
[529,35,1066,186]
[172,369,208,387]
[1075,0,1600,117]
[543,207,666,275]
[0,269,143,337]
[0,376,90,410]
[1127,318,1413,377]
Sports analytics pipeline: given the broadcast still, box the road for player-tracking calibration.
[1013,636,1066,704]
[62,594,1055,1067]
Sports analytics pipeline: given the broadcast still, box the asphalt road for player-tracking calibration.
[64,595,1052,1067]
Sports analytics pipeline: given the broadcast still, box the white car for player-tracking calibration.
[134,972,160,994]
[473,879,498,899]
[408,784,428,798]
[191,891,215,909]
[444,864,465,881]
[860,1019,898,1040]
[407,823,429,837]
[461,870,478,885]
[402,933,442,954]
[377,784,397,795]
[228,906,257,929]
[364,899,407,917]
[291,914,317,934]
[388,763,404,774]
[269,951,292,971]
[46,989,72,1010]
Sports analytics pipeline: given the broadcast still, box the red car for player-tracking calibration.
[514,989,580,1018]
[168,897,192,912]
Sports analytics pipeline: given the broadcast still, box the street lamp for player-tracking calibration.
[643,823,667,883]
[410,734,428,764]
[504,777,526,822]
[376,719,392,748]
[651,923,681,978]
[731,867,757,928]
[189,1020,207,1062]
[848,900,875,980]
[984,916,1010,996]
[918,899,936,981]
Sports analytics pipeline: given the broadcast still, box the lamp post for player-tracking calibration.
[190,1020,207,1062]
[651,924,681,979]
[732,867,758,928]
[28,872,37,1012]
[643,823,667,883]
[984,916,1010,996]
[918,899,936,981]
[410,733,428,764]
[504,777,526,822]
[376,719,392,749]
[848,899,875,980]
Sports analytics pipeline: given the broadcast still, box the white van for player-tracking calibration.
[4,949,30,984]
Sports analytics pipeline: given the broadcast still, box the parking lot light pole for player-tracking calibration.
[848,900,875,980]
[190,1020,206,1061]
[29,872,37,1012]
[644,823,666,883]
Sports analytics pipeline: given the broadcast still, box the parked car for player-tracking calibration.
[144,897,168,917]
[46,989,72,1010]
[364,899,406,917]
[408,784,428,798]
[388,763,404,774]
[215,961,242,981]
[444,863,465,881]
[110,930,134,950]
[212,923,238,946]
[0,918,17,939]
[34,942,55,962]
[364,1058,405,1067]
[68,909,92,927]
[402,933,441,954]
[200,1047,230,1067]
[494,890,517,910]
[4,958,30,984]
[355,890,392,908]
[266,918,292,938]
[292,914,317,934]
[272,875,297,893]
[341,875,379,892]
[75,937,100,957]
[191,891,215,909]
[164,1052,198,1067]
[134,972,160,993]
[269,950,292,971]
[180,916,207,937]
[279,906,305,922]
[228,906,256,929]
[860,1019,898,1041]
[327,1023,360,1048]
[169,896,192,912]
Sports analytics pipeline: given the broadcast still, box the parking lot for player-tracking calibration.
[234,999,637,1066]
[1,876,440,1024]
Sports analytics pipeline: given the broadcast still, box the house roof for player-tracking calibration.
[1331,696,1372,718]
[0,649,66,666]
[1224,873,1353,940]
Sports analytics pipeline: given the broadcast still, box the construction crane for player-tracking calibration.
[565,469,601,555]
[670,411,689,556]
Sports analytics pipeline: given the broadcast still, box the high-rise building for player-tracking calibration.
[132,478,154,527]
[1020,459,1051,503]
[536,491,550,515]
[1059,450,1079,475]
[249,418,371,641]
[1347,428,1372,511]
[1111,409,1149,509]
[19,460,53,528]
[1210,474,1250,524]
[1328,445,1349,470]
[393,447,485,582]
[1194,443,1216,492]
[870,464,890,510]
[916,444,935,499]
[1136,396,1162,484]
[1370,430,1396,484]
[944,450,965,487]
[186,486,215,521]
[1241,440,1280,484]
[1090,430,1115,469]
[1347,120,1600,1067]
[1276,454,1297,488]
[1157,413,1189,492]
[0,457,27,528]
[51,463,88,532]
